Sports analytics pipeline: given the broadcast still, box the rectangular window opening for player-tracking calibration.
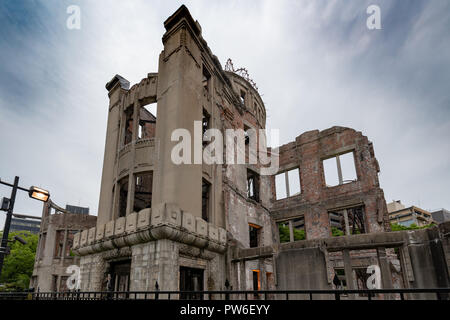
[123,107,133,146]
[202,65,211,93]
[180,267,204,300]
[249,223,261,248]
[323,151,357,187]
[139,104,157,139]
[240,90,246,105]
[275,168,301,200]
[202,179,211,222]
[329,205,366,236]
[244,125,250,145]
[202,109,210,147]
[252,270,260,298]
[333,268,347,289]
[54,230,64,258]
[134,172,153,212]
[277,218,305,243]
[118,177,129,218]
[65,231,77,257]
[108,259,131,298]
[247,169,260,202]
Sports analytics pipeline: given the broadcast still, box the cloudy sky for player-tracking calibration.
[0,0,449,228]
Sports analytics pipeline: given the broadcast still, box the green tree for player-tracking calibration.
[390,223,435,231]
[331,227,344,237]
[278,223,306,243]
[0,231,38,291]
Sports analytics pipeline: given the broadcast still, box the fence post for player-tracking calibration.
[155,281,159,300]
[224,280,230,301]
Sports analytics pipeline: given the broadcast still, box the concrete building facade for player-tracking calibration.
[9,215,41,234]
[72,6,450,298]
[431,208,450,224]
[388,200,435,227]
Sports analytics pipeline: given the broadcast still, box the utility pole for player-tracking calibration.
[0,176,49,280]
[0,176,19,280]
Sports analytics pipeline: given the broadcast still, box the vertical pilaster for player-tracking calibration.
[343,249,355,299]
[152,7,204,217]
[98,75,130,225]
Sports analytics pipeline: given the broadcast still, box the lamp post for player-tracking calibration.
[0,176,50,280]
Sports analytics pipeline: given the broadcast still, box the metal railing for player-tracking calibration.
[0,288,449,301]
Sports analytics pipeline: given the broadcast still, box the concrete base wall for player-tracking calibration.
[79,239,226,297]
[276,248,332,299]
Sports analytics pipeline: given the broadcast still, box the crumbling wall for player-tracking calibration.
[271,126,389,240]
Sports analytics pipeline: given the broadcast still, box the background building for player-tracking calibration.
[9,214,41,234]
[388,200,435,227]
[65,205,89,215]
[431,208,450,223]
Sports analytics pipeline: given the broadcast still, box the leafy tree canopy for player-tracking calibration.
[278,223,306,243]
[390,223,435,231]
[0,231,38,291]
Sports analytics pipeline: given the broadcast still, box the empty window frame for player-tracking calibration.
[39,233,47,259]
[202,179,211,222]
[247,169,260,202]
[275,168,301,200]
[180,267,204,300]
[354,268,370,292]
[65,231,77,257]
[323,151,357,187]
[54,230,64,258]
[118,177,129,218]
[329,205,366,236]
[244,124,251,145]
[202,65,211,93]
[277,217,305,243]
[138,104,156,139]
[249,223,261,248]
[123,107,133,146]
[252,269,261,299]
[240,90,246,105]
[202,109,210,147]
[333,268,347,289]
[133,172,153,212]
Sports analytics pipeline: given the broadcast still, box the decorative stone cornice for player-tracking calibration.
[73,203,227,256]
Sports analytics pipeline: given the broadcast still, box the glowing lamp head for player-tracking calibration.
[29,186,50,202]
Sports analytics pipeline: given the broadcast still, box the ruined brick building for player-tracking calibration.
[72,6,450,299]
[31,201,96,291]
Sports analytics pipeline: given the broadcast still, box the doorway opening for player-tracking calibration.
[179,266,204,300]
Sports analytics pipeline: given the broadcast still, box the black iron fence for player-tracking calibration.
[0,288,449,301]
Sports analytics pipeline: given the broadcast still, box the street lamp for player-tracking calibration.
[0,176,50,280]
[28,186,50,202]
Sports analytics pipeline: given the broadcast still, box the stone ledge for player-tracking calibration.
[72,202,227,255]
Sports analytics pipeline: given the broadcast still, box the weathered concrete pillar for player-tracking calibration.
[130,240,179,297]
[152,5,204,217]
[60,229,68,266]
[111,181,119,220]
[284,171,290,197]
[126,173,135,216]
[97,75,130,225]
[336,155,343,185]
[289,220,294,242]
[342,249,355,299]
[377,246,393,289]
[343,209,350,236]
